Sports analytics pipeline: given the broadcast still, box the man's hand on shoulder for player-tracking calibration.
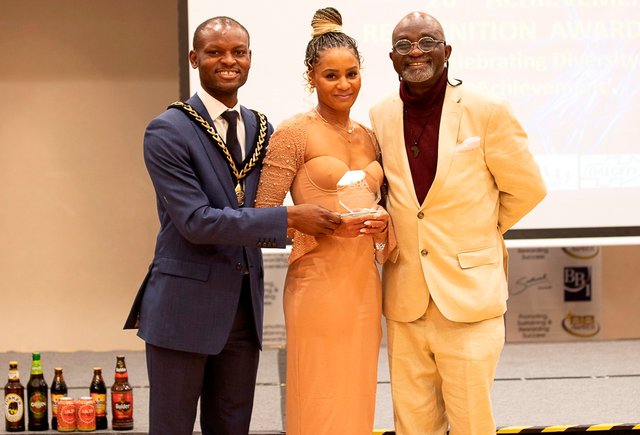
[286,204,341,237]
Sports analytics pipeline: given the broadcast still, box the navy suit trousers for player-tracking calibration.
[146,276,260,435]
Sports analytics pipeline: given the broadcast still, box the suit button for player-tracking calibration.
[235,263,243,271]
[421,249,428,256]
[417,211,424,219]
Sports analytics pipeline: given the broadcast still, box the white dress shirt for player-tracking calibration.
[197,89,247,158]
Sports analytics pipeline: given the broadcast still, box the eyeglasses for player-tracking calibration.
[393,37,445,55]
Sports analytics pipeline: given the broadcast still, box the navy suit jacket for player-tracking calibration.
[124,94,288,355]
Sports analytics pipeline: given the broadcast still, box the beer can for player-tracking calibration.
[57,397,76,432]
[76,396,96,431]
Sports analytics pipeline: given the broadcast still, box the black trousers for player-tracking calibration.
[146,276,260,435]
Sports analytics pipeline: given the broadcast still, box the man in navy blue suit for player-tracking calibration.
[124,16,340,435]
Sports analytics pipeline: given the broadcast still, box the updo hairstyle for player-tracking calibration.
[304,7,362,74]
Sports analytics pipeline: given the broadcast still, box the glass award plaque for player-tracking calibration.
[337,170,380,216]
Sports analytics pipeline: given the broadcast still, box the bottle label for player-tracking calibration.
[111,391,133,419]
[4,393,24,423]
[114,359,128,378]
[90,392,107,417]
[8,369,19,381]
[51,393,65,416]
[30,362,43,376]
[29,391,47,418]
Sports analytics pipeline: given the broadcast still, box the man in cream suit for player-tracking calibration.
[369,12,547,435]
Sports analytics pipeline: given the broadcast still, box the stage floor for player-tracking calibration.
[1,339,639,434]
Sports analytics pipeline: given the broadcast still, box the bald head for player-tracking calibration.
[192,16,250,50]
[392,12,446,44]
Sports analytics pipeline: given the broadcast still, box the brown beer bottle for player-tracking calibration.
[90,367,108,430]
[49,367,67,430]
[4,361,25,432]
[26,352,48,431]
[110,355,133,430]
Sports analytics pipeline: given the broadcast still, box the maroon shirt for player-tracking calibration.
[400,70,449,204]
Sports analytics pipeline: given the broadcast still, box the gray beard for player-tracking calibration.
[401,63,436,83]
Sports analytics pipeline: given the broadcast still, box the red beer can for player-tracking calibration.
[76,396,96,431]
[57,397,76,432]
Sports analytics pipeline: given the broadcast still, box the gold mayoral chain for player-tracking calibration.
[169,101,267,206]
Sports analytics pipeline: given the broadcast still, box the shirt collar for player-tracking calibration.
[197,89,242,122]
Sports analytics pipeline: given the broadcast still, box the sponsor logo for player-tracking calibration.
[564,266,591,301]
[511,273,552,296]
[561,312,601,337]
[562,246,599,260]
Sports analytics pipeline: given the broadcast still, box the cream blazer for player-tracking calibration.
[370,82,547,323]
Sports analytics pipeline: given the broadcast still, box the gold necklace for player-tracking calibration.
[168,102,267,206]
[313,108,354,135]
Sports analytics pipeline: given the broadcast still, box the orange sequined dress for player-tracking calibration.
[255,111,393,435]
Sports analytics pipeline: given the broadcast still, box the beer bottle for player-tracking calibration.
[50,367,67,430]
[26,352,49,431]
[4,361,25,432]
[90,367,108,430]
[110,355,133,430]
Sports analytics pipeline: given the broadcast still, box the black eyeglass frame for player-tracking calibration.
[392,36,446,55]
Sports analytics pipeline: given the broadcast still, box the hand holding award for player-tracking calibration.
[337,170,380,216]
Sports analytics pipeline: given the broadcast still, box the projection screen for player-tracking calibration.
[183,0,640,244]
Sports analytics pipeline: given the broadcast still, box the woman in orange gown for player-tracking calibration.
[255,7,395,435]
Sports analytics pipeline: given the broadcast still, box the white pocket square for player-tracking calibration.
[455,136,481,152]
